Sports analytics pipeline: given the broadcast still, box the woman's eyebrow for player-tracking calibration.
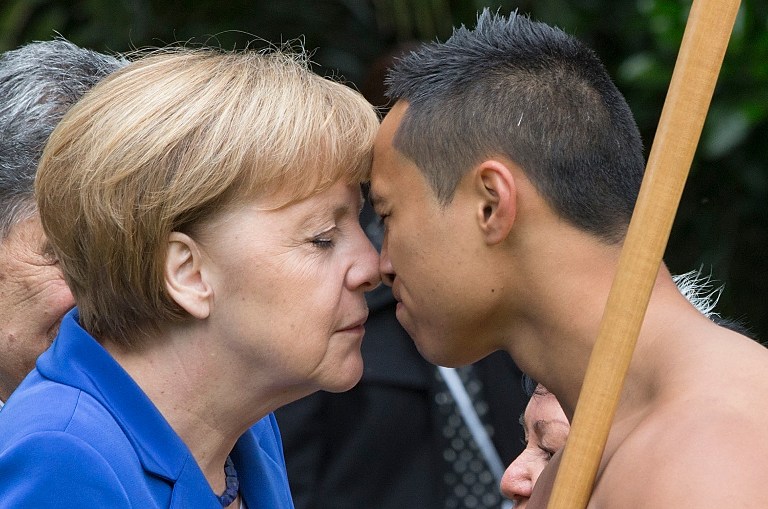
[299,201,356,230]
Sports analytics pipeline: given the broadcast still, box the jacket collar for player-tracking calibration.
[36,309,293,507]
[36,308,192,482]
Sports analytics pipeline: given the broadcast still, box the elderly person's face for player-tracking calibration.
[195,180,379,394]
[0,215,74,400]
[501,386,569,508]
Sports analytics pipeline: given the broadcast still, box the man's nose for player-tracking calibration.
[379,236,395,287]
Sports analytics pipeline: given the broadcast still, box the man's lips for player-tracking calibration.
[390,284,402,304]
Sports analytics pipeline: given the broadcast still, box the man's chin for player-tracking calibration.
[409,335,460,367]
[394,308,472,366]
[413,333,492,368]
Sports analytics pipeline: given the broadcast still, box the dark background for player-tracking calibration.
[3,0,766,341]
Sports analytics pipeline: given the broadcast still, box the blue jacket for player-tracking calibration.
[0,309,295,508]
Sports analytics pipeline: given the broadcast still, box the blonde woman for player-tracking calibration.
[0,47,379,508]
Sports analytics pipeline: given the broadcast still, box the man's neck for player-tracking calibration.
[498,234,623,417]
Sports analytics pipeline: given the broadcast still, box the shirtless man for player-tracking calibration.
[369,9,768,507]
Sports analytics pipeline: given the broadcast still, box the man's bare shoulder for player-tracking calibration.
[593,358,768,507]
[532,329,768,507]
[529,407,768,508]
[594,407,768,506]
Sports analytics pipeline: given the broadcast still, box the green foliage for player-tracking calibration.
[1,0,766,340]
[1,0,387,83]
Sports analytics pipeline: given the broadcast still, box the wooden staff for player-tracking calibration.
[547,1,741,507]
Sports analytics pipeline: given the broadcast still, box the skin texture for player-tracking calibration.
[370,102,512,368]
[371,100,768,508]
[188,181,379,397]
[501,386,569,508]
[0,215,74,401]
[108,181,379,506]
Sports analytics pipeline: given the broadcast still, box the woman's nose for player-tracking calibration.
[350,230,381,292]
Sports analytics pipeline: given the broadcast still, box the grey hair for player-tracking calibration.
[674,268,757,339]
[672,268,724,319]
[0,38,126,238]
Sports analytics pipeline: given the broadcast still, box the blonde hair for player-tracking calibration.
[35,47,379,348]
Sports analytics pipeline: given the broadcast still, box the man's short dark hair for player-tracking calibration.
[385,10,645,243]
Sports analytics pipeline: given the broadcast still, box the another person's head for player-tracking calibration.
[36,47,380,396]
[0,39,125,401]
[500,382,569,508]
[369,10,645,365]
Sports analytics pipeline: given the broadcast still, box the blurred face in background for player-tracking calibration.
[500,385,570,508]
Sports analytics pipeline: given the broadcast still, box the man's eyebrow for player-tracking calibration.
[367,188,384,209]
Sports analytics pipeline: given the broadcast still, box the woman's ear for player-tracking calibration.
[165,232,212,319]
[474,160,517,245]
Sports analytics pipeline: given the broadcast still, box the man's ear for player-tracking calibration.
[165,232,212,320]
[473,160,517,245]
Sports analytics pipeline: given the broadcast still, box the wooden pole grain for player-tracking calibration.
[546,1,741,507]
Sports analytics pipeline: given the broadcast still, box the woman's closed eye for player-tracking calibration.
[312,237,334,249]
[310,226,338,250]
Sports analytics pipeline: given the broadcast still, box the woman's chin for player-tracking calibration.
[322,357,364,393]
